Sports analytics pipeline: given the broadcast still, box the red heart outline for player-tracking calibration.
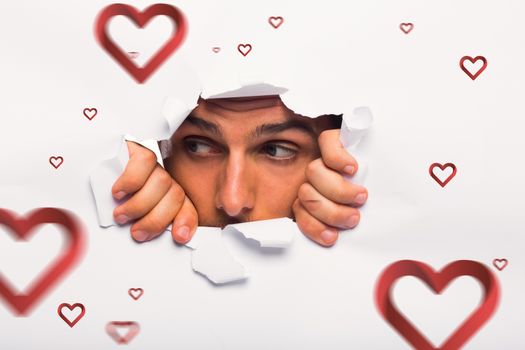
[49,156,64,169]
[0,208,85,316]
[106,321,140,344]
[57,302,86,327]
[375,260,500,350]
[128,287,144,300]
[268,16,284,29]
[459,56,487,81]
[429,162,457,187]
[492,258,508,271]
[83,108,97,120]
[94,4,187,84]
[399,22,414,34]
[237,44,252,57]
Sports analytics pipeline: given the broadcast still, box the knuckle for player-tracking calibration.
[155,169,173,188]
[297,183,312,201]
[305,158,321,179]
[141,217,166,235]
[137,147,157,164]
[125,176,143,191]
[317,129,331,145]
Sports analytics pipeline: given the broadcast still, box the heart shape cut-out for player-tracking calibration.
[375,260,500,350]
[57,302,85,327]
[128,288,144,300]
[460,56,487,81]
[429,162,457,187]
[268,16,284,29]
[237,44,252,57]
[0,208,85,315]
[94,3,187,83]
[399,22,414,34]
[106,321,140,344]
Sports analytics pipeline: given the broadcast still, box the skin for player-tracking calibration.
[112,95,368,247]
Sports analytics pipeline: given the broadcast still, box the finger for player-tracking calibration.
[171,196,199,244]
[306,158,368,206]
[113,166,178,223]
[318,129,358,175]
[292,198,339,247]
[112,141,159,200]
[297,182,361,229]
[129,183,186,242]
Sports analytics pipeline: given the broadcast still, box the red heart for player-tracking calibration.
[94,4,187,84]
[128,287,144,300]
[83,107,97,120]
[460,56,487,81]
[212,47,221,53]
[492,258,508,271]
[375,260,500,350]
[57,302,85,327]
[49,156,64,169]
[399,22,414,34]
[429,162,457,187]
[237,44,252,57]
[0,208,85,315]
[106,321,140,344]
[268,16,284,29]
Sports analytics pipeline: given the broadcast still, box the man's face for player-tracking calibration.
[165,95,335,228]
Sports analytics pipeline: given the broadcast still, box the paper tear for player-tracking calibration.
[186,227,248,284]
[223,218,297,248]
[90,83,372,285]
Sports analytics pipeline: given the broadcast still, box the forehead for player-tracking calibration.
[193,95,298,122]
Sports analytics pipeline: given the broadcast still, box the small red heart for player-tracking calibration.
[106,321,140,344]
[268,16,284,29]
[429,162,457,187]
[128,288,144,300]
[212,47,221,53]
[237,43,252,57]
[492,258,508,271]
[94,4,187,83]
[375,260,500,350]
[460,56,487,80]
[57,303,85,327]
[49,156,64,169]
[0,208,85,315]
[399,22,414,34]
[83,108,97,121]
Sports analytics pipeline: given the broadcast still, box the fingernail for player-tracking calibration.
[343,165,355,175]
[133,230,149,242]
[115,214,130,224]
[114,191,126,200]
[346,215,359,228]
[355,193,367,205]
[176,226,190,242]
[320,230,337,245]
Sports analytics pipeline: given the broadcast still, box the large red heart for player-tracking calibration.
[94,4,187,84]
[375,260,500,350]
[0,208,85,316]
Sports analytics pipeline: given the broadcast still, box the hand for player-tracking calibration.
[292,129,368,247]
[111,141,198,244]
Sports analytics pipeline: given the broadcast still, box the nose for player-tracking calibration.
[215,152,255,218]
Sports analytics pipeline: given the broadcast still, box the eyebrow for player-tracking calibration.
[184,115,316,139]
[185,115,222,136]
[252,120,316,139]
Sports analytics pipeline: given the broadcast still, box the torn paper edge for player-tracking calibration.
[89,80,372,284]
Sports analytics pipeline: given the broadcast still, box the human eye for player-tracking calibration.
[262,142,297,160]
[183,137,221,156]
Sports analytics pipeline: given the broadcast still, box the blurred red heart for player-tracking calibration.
[237,44,252,57]
[128,288,144,300]
[268,16,284,29]
[83,108,97,120]
[49,156,64,169]
[492,258,508,271]
[106,321,140,344]
[399,23,413,34]
[94,4,187,83]
[0,208,85,315]
[375,260,500,350]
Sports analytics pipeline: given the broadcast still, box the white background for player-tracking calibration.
[0,0,524,348]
